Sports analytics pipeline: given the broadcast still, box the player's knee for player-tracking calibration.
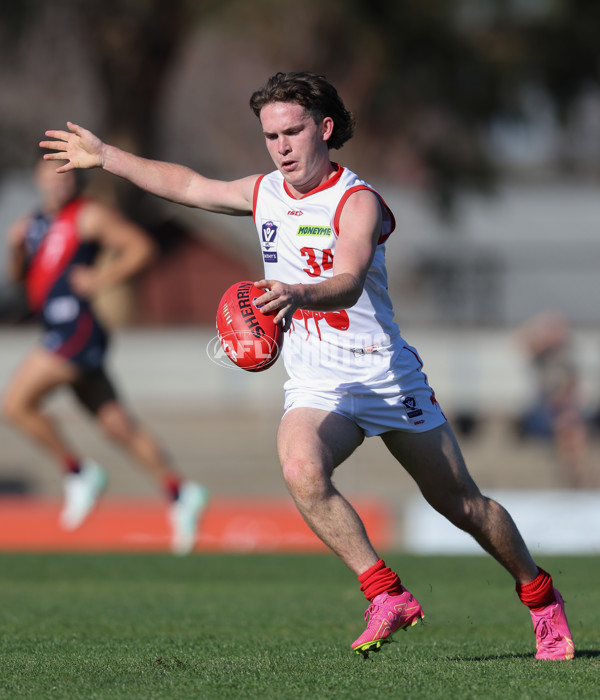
[281,457,330,502]
[1,394,15,422]
[102,422,131,446]
[449,499,478,531]
[1,393,27,424]
[97,408,134,446]
[431,492,482,532]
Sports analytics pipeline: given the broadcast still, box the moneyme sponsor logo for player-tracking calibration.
[296,225,332,237]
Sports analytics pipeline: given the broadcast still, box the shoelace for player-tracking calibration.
[535,618,561,646]
[364,602,381,623]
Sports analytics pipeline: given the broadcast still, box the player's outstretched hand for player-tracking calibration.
[40,121,104,172]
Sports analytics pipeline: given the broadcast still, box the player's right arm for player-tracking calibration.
[40,121,257,216]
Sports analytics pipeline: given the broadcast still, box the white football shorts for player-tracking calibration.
[282,344,447,437]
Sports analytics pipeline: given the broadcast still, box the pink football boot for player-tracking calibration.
[352,587,424,657]
[530,588,575,660]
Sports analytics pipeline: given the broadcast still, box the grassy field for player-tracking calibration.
[0,552,597,699]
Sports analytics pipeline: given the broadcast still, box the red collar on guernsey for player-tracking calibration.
[282,162,344,199]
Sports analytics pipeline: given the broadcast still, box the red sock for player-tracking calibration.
[358,559,403,602]
[516,568,556,610]
[163,474,182,501]
[63,456,81,474]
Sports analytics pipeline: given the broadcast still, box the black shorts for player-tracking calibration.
[70,367,119,415]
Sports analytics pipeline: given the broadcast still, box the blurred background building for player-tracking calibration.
[0,0,599,511]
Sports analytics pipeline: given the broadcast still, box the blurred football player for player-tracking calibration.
[2,157,208,554]
[516,310,591,488]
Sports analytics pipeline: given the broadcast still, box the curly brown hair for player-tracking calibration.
[249,71,355,150]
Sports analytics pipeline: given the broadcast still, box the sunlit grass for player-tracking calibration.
[0,553,596,699]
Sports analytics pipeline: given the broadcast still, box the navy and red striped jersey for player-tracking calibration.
[24,196,99,314]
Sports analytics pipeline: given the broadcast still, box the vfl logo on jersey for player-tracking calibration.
[402,396,423,419]
[296,225,332,237]
[261,220,279,263]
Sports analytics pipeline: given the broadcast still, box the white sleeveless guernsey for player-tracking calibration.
[253,164,408,392]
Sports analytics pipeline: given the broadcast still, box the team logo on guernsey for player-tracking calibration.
[402,396,423,419]
[261,220,279,263]
[296,225,332,237]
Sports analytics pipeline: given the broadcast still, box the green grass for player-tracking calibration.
[0,553,597,699]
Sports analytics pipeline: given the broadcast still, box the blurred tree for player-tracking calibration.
[296,0,599,212]
[0,0,220,229]
[298,0,505,212]
[528,0,600,116]
[0,0,598,217]
[75,0,222,224]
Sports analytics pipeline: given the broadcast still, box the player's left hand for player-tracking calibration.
[254,279,302,332]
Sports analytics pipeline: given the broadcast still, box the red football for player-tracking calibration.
[216,281,284,372]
